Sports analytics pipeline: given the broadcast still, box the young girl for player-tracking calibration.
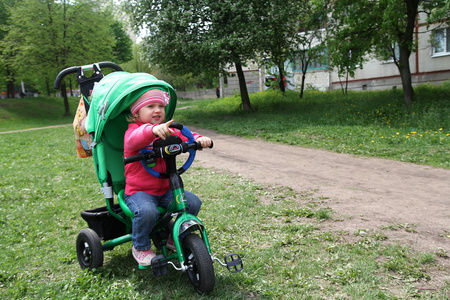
[124,88,212,266]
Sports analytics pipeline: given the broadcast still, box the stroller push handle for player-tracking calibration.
[53,61,123,89]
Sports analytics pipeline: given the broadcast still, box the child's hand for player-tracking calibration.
[196,136,212,149]
[152,120,175,140]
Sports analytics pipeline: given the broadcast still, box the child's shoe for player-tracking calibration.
[166,235,176,251]
[132,246,155,266]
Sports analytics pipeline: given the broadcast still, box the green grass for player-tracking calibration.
[1,127,449,299]
[0,126,450,299]
[1,87,450,298]
[177,82,450,169]
[0,96,79,131]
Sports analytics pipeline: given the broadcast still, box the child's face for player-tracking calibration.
[136,102,166,124]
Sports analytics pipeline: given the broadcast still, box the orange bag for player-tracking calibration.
[73,98,93,158]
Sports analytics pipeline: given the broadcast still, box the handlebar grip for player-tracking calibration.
[123,153,148,165]
[53,66,78,89]
[169,122,184,130]
[97,61,123,71]
[193,140,213,149]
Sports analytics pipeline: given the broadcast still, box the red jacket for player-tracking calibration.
[124,121,201,195]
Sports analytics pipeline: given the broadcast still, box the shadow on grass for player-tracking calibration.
[84,243,250,299]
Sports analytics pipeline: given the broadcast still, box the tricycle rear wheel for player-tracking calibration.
[76,228,104,270]
[182,234,215,294]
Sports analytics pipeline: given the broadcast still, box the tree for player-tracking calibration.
[295,33,327,99]
[4,0,116,115]
[126,0,271,111]
[257,0,307,93]
[121,42,153,73]
[327,0,450,107]
[260,0,328,98]
[0,0,17,98]
[327,29,368,95]
[111,21,133,64]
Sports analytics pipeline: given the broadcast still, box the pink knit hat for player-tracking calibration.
[131,89,170,115]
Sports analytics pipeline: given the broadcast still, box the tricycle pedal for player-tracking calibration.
[151,255,168,276]
[224,253,243,273]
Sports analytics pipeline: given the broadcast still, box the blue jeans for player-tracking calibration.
[124,190,202,251]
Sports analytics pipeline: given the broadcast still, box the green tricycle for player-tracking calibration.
[54,62,243,294]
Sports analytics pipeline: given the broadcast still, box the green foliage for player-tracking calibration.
[325,0,450,106]
[259,0,311,93]
[120,43,154,74]
[2,0,116,94]
[110,21,133,64]
[424,0,450,24]
[125,0,307,108]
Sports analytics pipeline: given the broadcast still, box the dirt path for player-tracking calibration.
[190,127,450,257]
[0,124,71,134]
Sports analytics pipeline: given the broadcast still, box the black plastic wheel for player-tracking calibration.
[76,228,104,270]
[182,234,215,294]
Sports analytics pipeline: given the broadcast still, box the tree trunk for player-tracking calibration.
[61,81,71,116]
[69,79,74,97]
[396,28,415,107]
[299,58,309,99]
[398,50,414,107]
[6,67,15,98]
[345,70,349,95]
[7,80,15,98]
[46,78,51,96]
[396,0,419,108]
[235,61,252,111]
[277,64,285,93]
[300,71,306,99]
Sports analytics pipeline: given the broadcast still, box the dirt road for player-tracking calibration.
[190,127,450,256]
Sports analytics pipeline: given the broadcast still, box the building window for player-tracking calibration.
[292,50,327,72]
[381,43,400,64]
[433,27,450,56]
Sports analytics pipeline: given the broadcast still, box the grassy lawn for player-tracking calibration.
[0,96,79,131]
[1,86,449,299]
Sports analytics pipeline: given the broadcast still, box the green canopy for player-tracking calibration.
[86,71,177,142]
[85,71,177,194]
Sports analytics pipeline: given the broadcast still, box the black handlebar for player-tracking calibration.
[53,61,123,89]
[123,152,152,165]
[123,141,213,165]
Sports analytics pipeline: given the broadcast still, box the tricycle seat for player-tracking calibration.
[117,189,167,219]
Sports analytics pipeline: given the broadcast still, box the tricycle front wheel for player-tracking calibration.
[182,234,215,294]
